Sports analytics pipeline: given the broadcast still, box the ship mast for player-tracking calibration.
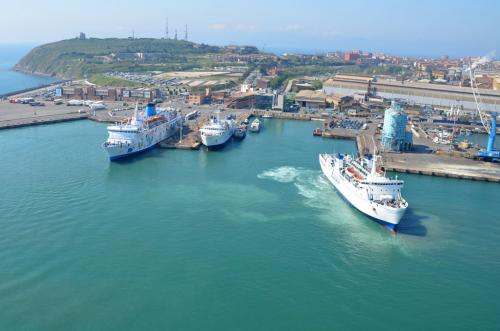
[131,102,139,125]
[370,155,380,178]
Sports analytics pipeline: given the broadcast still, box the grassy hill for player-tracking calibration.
[15,38,258,79]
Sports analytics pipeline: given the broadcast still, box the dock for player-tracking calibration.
[158,125,201,150]
[0,112,88,129]
[382,152,500,183]
[311,116,500,183]
[253,110,314,121]
[1,98,498,183]
[158,110,252,150]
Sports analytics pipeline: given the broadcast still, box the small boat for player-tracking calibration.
[262,113,273,119]
[249,119,261,132]
[313,128,323,136]
[233,126,247,139]
[185,110,199,121]
[243,118,249,124]
[458,140,470,149]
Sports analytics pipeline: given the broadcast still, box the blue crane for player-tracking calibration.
[467,58,500,162]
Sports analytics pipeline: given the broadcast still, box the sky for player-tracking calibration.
[0,0,499,57]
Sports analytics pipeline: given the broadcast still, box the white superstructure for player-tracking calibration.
[319,153,408,233]
[199,114,236,148]
[103,103,183,160]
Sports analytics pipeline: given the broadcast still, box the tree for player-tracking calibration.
[269,75,289,89]
[311,80,323,90]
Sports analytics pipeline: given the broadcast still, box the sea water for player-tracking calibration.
[0,119,498,330]
[0,44,56,95]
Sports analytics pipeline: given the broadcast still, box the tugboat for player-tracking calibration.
[233,126,247,139]
[313,128,323,136]
[249,119,261,132]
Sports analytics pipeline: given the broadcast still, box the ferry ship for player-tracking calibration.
[199,114,236,148]
[103,103,183,160]
[319,153,408,233]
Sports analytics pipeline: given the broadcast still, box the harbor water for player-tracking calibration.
[0,119,499,330]
[0,45,56,96]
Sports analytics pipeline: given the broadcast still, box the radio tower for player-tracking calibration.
[165,18,169,39]
[184,24,188,41]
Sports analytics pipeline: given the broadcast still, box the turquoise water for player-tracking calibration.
[0,119,499,330]
[457,133,500,150]
[0,45,56,95]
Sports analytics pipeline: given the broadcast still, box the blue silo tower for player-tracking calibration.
[381,101,413,152]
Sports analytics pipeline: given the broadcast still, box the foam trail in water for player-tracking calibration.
[257,166,302,183]
[258,166,340,213]
[258,166,414,253]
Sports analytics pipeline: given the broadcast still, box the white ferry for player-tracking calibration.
[199,114,236,148]
[319,153,408,233]
[103,103,183,160]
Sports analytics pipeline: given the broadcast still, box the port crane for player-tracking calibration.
[466,56,499,162]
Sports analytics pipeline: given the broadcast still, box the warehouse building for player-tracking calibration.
[323,74,500,112]
[54,86,161,102]
[295,90,327,109]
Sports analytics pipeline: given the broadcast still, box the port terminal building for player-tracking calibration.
[323,74,500,112]
[55,86,161,102]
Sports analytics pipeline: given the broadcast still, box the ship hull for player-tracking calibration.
[319,155,406,233]
[106,144,157,161]
[104,119,181,161]
[201,131,233,148]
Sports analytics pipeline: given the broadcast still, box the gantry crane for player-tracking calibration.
[466,57,499,162]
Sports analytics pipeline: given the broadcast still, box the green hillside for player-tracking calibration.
[15,38,258,79]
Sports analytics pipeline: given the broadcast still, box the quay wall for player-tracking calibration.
[0,80,69,99]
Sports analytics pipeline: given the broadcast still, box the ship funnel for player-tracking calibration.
[145,103,157,117]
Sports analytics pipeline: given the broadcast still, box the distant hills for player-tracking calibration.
[15,38,259,79]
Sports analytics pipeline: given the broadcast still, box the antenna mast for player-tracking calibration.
[165,18,169,39]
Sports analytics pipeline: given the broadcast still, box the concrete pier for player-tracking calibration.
[1,98,498,183]
[311,118,500,183]
[158,125,201,150]
[382,152,500,183]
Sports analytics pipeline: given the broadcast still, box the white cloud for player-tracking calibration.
[322,30,340,37]
[279,24,304,32]
[208,23,226,30]
[234,24,256,32]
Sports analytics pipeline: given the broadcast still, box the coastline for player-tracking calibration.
[11,66,58,78]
